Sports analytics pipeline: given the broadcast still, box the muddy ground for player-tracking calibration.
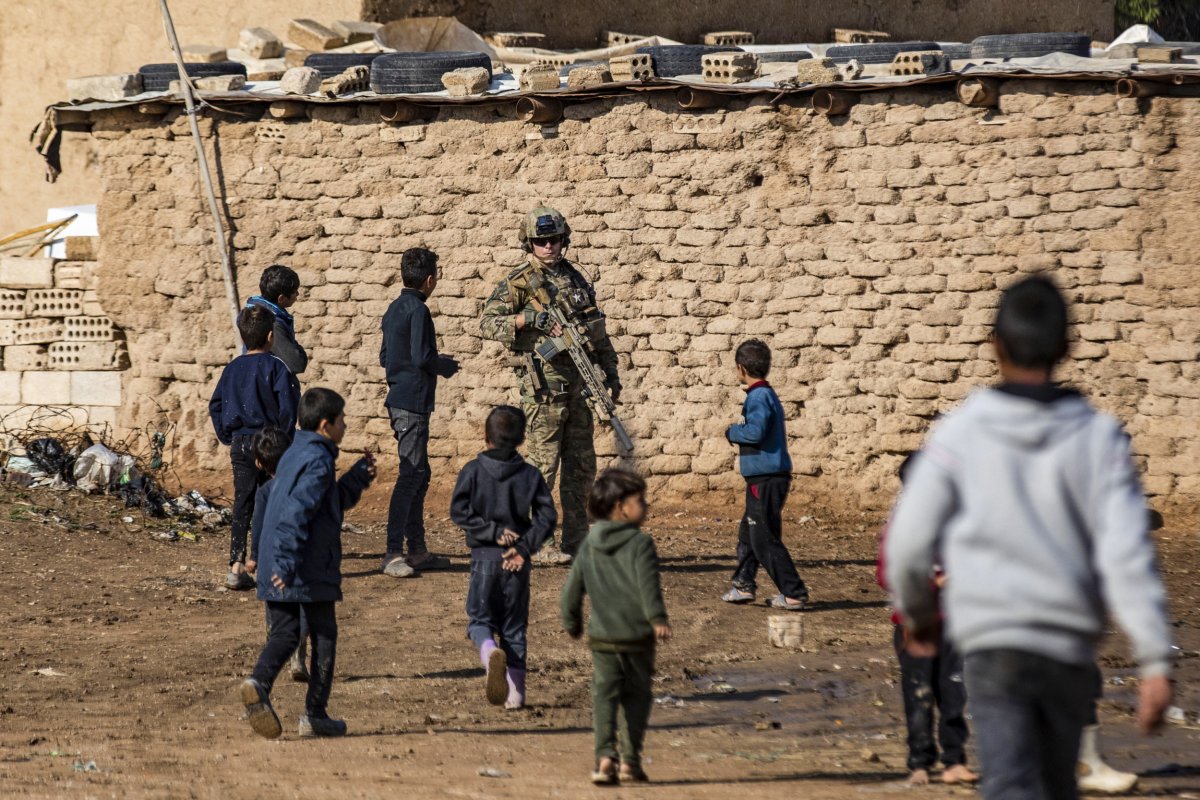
[0,479,1197,799]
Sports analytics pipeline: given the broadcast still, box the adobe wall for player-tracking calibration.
[87,80,1200,503]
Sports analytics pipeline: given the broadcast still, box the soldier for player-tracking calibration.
[480,207,622,564]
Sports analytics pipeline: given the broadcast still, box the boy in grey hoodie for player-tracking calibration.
[885,276,1173,800]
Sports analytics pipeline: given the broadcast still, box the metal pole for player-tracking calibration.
[157,0,241,350]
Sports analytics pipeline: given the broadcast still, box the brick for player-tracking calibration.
[280,67,322,95]
[189,74,246,92]
[182,44,227,63]
[47,342,128,371]
[0,257,54,289]
[27,289,83,317]
[703,31,755,46]
[64,316,116,341]
[287,19,345,52]
[609,54,654,82]
[332,20,381,44]
[239,27,284,59]
[81,291,104,317]
[69,372,122,406]
[567,65,612,88]
[319,66,369,97]
[64,237,98,262]
[3,346,46,370]
[20,371,71,405]
[54,262,90,290]
[0,290,26,319]
[0,321,15,346]
[66,73,142,102]
[519,65,560,92]
[13,319,64,344]
[0,373,19,405]
[701,52,758,84]
[834,28,890,43]
[441,67,491,97]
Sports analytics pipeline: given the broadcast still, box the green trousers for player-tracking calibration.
[591,648,655,767]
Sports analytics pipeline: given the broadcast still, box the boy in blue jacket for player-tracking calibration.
[721,339,809,610]
[244,264,307,376]
[239,388,375,739]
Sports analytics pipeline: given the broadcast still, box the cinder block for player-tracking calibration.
[64,316,116,341]
[442,67,491,96]
[0,321,16,346]
[701,52,759,84]
[54,262,90,290]
[0,372,20,404]
[21,371,71,405]
[4,345,47,371]
[287,19,345,52]
[332,20,381,44]
[796,57,841,84]
[889,50,949,77]
[519,64,560,92]
[833,28,890,43]
[81,291,105,317]
[48,341,128,371]
[190,75,246,92]
[239,27,284,59]
[280,66,322,95]
[64,237,98,262]
[66,74,143,102]
[27,289,83,318]
[604,30,647,46]
[485,32,546,48]
[182,44,227,63]
[703,31,755,46]
[0,257,55,289]
[13,319,64,345]
[0,290,27,319]
[70,371,122,406]
[567,64,612,88]
[609,54,654,81]
[319,66,369,97]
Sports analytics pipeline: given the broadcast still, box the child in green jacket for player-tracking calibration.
[561,469,672,785]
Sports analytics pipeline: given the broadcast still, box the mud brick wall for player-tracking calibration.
[87,81,1200,502]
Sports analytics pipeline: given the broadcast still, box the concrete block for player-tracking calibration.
[833,28,890,43]
[604,30,647,46]
[442,67,491,96]
[84,406,118,431]
[795,57,840,84]
[284,49,312,69]
[889,50,950,76]
[64,316,116,342]
[66,73,143,102]
[0,257,55,289]
[4,346,47,370]
[319,66,370,97]
[609,54,654,81]
[193,74,246,92]
[567,64,611,88]
[332,20,381,44]
[287,19,345,52]
[519,64,560,92]
[54,262,90,290]
[0,321,16,346]
[182,44,227,63]
[485,32,546,48]
[280,67,322,95]
[1138,46,1182,63]
[81,290,105,317]
[0,372,20,404]
[64,237,98,261]
[13,319,64,344]
[21,371,71,405]
[70,371,122,406]
[0,290,27,319]
[239,27,283,59]
[27,289,83,318]
[48,341,128,370]
[701,52,758,84]
[703,31,755,46]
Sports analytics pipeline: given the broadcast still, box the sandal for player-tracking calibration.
[591,757,618,785]
[721,587,756,604]
[769,594,807,611]
[619,763,649,782]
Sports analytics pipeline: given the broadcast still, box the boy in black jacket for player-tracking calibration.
[379,247,460,578]
[245,264,307,376]
[450,405,556,709]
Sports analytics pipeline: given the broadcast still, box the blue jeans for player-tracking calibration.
[385,408,430,556]
[465,556,530,669]
[965,649,1094,800]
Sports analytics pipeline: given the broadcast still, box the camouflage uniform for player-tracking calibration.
[480,251,620,555]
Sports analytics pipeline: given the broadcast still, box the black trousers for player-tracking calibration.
[466,556,531,669]
[251,601,337,717]
[893,624,969,771]
[385,408,431,556]
[730,475,807,600]
[229,435,264,566]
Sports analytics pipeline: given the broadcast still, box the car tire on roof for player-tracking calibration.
[755,50,814,63]
[825,41,941,64]
[137,61,248,92]
[969,32,1091,60]
[303,53,381,79]
[369,51,492,94]
[635,44,743,77]
[942,44,972,60]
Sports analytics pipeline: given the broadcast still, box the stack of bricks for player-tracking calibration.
[81,81,1200,504]
[0,242,125,431]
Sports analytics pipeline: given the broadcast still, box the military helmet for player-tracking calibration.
[518,206,570,245]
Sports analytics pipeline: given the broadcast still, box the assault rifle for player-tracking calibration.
[530,295,633,454]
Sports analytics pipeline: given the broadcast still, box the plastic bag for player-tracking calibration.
[72,443,137,493]
[26,438,73,480]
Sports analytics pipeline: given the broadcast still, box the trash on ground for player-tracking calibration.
[71,760,99,772]
[34,667,67,677]
[477,767,512,778]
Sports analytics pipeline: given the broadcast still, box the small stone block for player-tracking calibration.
[441,67,492,96]
[0,321,15,346]
[701,52,759,84]
[70,371,122,406]
[287,19,346,52]
[795,57,841,84]
[66,73,143,102]
[0,257,55,289]
[20,371,71,405]
[239,27,284,59]
[54,262,91,290]
[0,290,27,319]
[27,289,83,318]
[768,615,805,648]
[319,65,370,97]
[609,54,654,81]
[833,28,891,43]
[81,290,104,317]
[64,237,98,261]
[184,74,246,92]
[284,49,312,68]
[566,64,612,88]
[280,66,322,95]
[838,59,864,80]
[1105,43,1138,59]
[4,345,47,371]
[64,316,116,342]
[520,64,560,91]
[703,31,755,46]
[0,373,19,405]
[48,341,128,371]
[14,319,65,344]
[485,32,546,48]
[1138,46,1182,62]
[604,30,647,46]
[332,20,381,44]
[182,44,227,63]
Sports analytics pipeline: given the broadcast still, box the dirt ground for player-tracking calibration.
[0,479,1198,799]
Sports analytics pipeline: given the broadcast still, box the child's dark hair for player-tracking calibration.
[401,247,438,290]
[993,275,1068,370]
[735,338,772,379]
[259,264,300,304]
[587,468,647,520]
[238,304,275,350]
[298,387,345,432]
[485,405,526,449]
[253,427,291,475]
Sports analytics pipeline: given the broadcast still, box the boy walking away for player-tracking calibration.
[450,406,557,709]
[245,264,308,376]
[721,339,809,610]
[379,247,460,578]
[209,305,299,590]
[886,276,1174,800]
[240,388,375,739]
[561,469,671,785]
[876,454,977,787]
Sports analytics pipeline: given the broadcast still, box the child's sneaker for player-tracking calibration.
[298,715,347,737]
[382,553,416,578]
[504,667,526,710]
[483,641,508,706]
[238,678,282,739]
[532,542,573,565]
[721,586,755,604]
[225,571,254,591]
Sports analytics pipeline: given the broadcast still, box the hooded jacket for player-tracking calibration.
[561,520,669,652]
[245,295,308,376]
[449,448,557,560]
[885,385,1172,678]
[255,431,373,603]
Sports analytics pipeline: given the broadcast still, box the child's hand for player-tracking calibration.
[245,560,257,574]
[501,548,525,572]
[1137,674,1173,735]
[654,624,673,642]
[903,625,939,657]
[498,529,519,546]
[271,574,287,590]
[361,453,377,479]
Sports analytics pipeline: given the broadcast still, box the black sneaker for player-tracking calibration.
[298,715,347,737]
[238,678,282,739]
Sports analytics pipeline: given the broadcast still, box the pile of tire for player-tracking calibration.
[634,44,743,77]
[137,62,247,92]
[303,53,382,79]
[824,41,940,64]
[968,32,1091,59]
[369,51,492,94]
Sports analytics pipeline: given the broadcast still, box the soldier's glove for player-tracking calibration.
[608,382,622,404]
[521,309,554,333]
